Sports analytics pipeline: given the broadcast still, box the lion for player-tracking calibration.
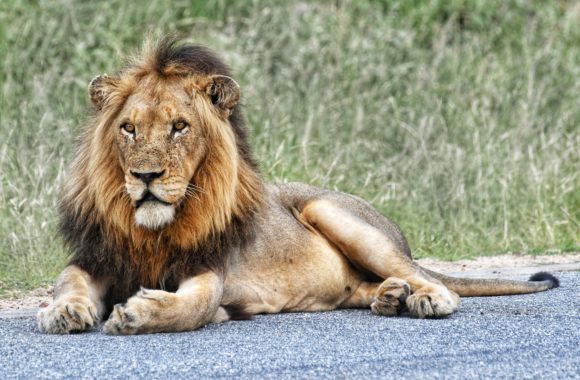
[38,38,559,335]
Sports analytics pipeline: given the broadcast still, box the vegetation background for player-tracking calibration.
[0,0,579,291]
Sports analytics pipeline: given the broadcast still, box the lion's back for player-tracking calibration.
[269,182,411,257]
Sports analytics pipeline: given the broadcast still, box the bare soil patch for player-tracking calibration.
[0,287,53,312]
[417,252,580,274]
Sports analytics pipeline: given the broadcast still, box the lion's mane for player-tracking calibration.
[59,38,264,312]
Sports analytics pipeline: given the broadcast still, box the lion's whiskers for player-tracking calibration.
[183,183,205,201]
[187,183,206,194]
[187,182,205,193]
[184,188,201,201]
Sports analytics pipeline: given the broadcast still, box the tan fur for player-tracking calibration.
[38,40,558,335]
[37,266,107,333]
[298,199,459,318]
[103,271,223,334]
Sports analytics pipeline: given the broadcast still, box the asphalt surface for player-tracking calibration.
[1,271,579,379]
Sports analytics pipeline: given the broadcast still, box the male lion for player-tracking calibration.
[38,38,559,335]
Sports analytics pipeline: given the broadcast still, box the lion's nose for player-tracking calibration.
[130,169,165,185]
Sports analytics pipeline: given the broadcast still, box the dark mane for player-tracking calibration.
[154,37,231,77]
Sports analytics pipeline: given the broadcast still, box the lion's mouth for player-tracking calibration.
[135,191,171,209]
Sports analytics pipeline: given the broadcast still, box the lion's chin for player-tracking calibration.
[134,202,176,230]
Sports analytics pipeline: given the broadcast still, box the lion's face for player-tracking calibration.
[89,71,241,231]
[114,81,207,230]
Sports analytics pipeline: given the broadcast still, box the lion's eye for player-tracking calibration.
[172,120,189,136]
[121,123,135,135]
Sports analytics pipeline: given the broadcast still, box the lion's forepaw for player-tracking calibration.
[102,302,145,335]
[406,286,459,318]
[37,297,99,334]
[371,277,410,316]
[103,289,178,335]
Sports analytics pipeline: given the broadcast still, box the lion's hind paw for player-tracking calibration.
[405,286,459,318]
[371,277,411,316]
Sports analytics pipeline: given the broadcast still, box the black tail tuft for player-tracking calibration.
[529,271,560,288]
[223,303,253,321]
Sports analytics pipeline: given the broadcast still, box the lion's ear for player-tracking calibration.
[88,74,118,110]
[203,75,240,116]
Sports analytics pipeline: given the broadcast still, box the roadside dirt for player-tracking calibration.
[0,287,53,312]
[416,252,580,275]
[1,253,579,312]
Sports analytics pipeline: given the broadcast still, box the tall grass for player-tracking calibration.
[1,0,578,291]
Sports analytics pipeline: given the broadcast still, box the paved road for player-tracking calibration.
[1,271,579,379]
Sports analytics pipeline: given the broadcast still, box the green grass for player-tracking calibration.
[1,0,579,291]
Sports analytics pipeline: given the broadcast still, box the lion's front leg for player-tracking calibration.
[38,265,107,334]
[103,270,223,335]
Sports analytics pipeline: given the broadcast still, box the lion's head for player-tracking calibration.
[84,40,258,232]
[60,38,263,296]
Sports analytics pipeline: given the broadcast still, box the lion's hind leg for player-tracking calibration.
[299,198,459,318]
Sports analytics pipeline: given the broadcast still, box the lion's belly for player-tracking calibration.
[221,204,362,314]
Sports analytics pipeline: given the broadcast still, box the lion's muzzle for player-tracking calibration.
[135,192,171,209]
[130,169,165,185]
[127,169,178,230]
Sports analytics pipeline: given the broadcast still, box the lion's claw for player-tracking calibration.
[103,288,177,335]
[371,277,411,316]
[37,297,99,334]
[103,303,141,335]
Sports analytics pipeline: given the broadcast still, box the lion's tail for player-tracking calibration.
[421,268,560,297]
